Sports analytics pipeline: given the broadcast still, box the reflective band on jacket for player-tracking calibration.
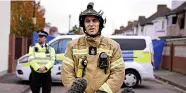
[111,58,123,69]
[30,57,52,67]
[72,48,113,56]
[37,62,48,65]
[101,83,113,93]
[29,50,53,72]
[63,56,74,68]
[73,49,88,55]
[30,57,51,61]
[28,44,55,73]
[133,50,151,63]
[30,60,40,70]
[30,60,51,66]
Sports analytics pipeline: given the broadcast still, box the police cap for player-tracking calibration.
[37,30,48,37]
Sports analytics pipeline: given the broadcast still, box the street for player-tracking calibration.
[27,80,185,93]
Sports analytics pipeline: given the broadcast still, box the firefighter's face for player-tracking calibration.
[38,35,46,44]
[84,16,100,35]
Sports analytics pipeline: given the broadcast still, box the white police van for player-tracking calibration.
[16,35,154,87]
[111,35,154,88]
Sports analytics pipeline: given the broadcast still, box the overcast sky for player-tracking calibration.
[39,0,172,35]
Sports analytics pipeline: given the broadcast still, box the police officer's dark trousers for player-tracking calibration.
[30,69,52,93]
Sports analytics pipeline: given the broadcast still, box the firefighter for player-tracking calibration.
[61,2,125,93]
[28,30,55,93]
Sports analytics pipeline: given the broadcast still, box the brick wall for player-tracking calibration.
[167,12,186,36]
[8,34,31,73]
[162,40,186,74]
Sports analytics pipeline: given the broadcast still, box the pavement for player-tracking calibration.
[154,69,186,92]
[26,80,185,93]
[1,69,186,93]
[0,73,30,93]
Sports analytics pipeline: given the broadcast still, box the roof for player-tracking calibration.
[136,16,147,26]
[142,5,170,25]
[167,1,186,15]
[124,21,137,31]
[113,29,124,35]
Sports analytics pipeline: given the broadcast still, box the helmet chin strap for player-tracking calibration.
[85,31,101,37]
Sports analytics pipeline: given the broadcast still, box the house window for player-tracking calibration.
[179,14,185,29]
[162,21,164,29]
[172,16,177,24]
[141,26,144,32]
[136,26,138,34]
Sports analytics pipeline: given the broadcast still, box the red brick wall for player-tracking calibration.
[8,34,31,73]
[172,56,186,74]
[162,41,186,74]
[8,34,15,73]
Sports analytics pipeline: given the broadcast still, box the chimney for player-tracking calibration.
[138,16,146,25]
[128,21,133,25]
[120,26,125,30]
[157,5,167,12]
[138,16,145,21]
[133,20,138,26]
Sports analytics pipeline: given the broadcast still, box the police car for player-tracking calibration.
[16,35,154,87]
[16,35,80,82]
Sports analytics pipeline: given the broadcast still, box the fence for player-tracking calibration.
[162,38,186,74]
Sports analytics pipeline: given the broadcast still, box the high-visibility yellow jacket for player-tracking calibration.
[28,43,55,73]
[61,35,125,93]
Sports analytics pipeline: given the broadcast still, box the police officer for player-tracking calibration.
[61,2,125,93]
[28,30,55,93]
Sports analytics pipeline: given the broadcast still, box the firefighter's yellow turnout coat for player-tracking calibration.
[61,36,125,93]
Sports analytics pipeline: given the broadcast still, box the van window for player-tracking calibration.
[113,39,146,50]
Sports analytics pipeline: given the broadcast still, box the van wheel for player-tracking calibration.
[123,70,140,88]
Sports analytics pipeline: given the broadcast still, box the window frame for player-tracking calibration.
[113,38,146,50]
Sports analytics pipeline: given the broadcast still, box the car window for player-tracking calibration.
[50,39,71,54]
[50,40,59,53]
[50,39,71,65]
[58,39,71,53]
[113,39,146,50]
[19,55,29,63]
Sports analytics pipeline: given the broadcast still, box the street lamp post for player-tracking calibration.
[69,14,71,32]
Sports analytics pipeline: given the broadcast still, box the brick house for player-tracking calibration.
[166,1,186,36]
[161,1,186,74]
[133,5,170,39]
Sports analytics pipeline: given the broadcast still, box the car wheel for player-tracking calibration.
[29,74,32,83]
[123,70,140,88]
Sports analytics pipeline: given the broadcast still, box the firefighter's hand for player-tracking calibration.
[39,67,46,73]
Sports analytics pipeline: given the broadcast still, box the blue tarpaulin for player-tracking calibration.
[152,40,165,69]
[32,32,55,45]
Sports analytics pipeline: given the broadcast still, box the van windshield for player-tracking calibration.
[113,39,146,50]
